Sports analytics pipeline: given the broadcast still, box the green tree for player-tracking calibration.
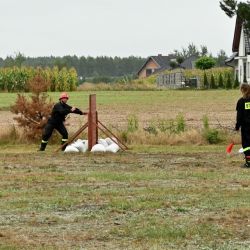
[218,73,224,88]
[200,45,208,56]
[216,50,227,67]
[204,72,209,89]
[174,43,200,59]
[220,1,250,33]
[176,56,184,65]
[210,74,216,89]
[14,52,26,67]
[195,56,216,70]
[233,74,240,88]
[225,73,233,89]
[170,61,178,69]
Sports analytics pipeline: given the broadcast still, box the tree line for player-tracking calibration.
[0,54,146,80]
[0,44,230,80]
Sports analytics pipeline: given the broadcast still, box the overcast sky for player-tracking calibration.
[0,0,237,58]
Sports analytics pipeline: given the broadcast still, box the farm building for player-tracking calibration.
[137,54,198,79]
[226,16,250,83]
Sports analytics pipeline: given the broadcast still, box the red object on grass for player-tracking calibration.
[226,143,234,154]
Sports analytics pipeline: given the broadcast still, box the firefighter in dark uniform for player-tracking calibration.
[39,92,87,151]
[235,83,250,168]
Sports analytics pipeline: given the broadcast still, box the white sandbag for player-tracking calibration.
[105,137,113,145]
[64,145,79,153]
[74,139,88,152]
[67,139,88,153]
[98,138,109,148]
[91,144,106,152]
[106,143,120,153]
[105,137,118,145]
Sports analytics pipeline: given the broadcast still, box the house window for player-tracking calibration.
[146,69,153,77]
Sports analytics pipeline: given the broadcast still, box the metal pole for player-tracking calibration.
[88,94,98,151]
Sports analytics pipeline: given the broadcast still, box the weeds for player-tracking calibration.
[0,114,232,146]
[0,124,22,145]
[144,114,186,136]
[127,114,139,133]
[202,115,224,144]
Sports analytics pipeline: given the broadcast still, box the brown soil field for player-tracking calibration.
[0,102,236,132]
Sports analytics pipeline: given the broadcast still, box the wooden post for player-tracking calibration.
[88,94,98,151]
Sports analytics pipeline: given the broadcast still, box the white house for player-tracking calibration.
[226,17,250,83]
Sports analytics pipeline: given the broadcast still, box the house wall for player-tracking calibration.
[238,59,244,83]
[247,55,250,83]
[138,59,159,79]
[237,26,249,83]
[239,28,245,57]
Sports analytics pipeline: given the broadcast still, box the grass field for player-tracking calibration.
[0,145,249,249]
[0,90,250,249]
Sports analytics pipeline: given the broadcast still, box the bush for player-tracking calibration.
[11,71,54,141]
[176,114,186,133]
[203,128,222,144]
[233,75,240,89]
[202,115,209,130]
[202,115,223,144]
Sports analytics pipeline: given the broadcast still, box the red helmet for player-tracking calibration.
[59,92,69,100]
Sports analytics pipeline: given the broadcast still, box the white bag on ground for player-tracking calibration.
[98,138,109,148]
[106,143,120,153]
[91,144,106,152]
[105,137,118,145]
[64,145,79,153]
[73,139,88,152]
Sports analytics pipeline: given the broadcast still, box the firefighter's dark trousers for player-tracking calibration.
[241,127,250,160]
[39,122,68,151]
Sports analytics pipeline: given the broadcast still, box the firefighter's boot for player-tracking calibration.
[61,139,68,151]
[39,141,48,151]
[242,156,250,168]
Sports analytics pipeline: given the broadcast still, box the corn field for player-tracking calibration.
[0,66,78,92]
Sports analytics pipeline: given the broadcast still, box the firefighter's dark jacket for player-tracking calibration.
[48,101,83,125]
[235,97,250,130]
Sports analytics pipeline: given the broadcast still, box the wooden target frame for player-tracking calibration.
[57,94,128,152]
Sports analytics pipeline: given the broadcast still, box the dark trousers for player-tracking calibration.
[241,127,250,157]
[42,122,68,142]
